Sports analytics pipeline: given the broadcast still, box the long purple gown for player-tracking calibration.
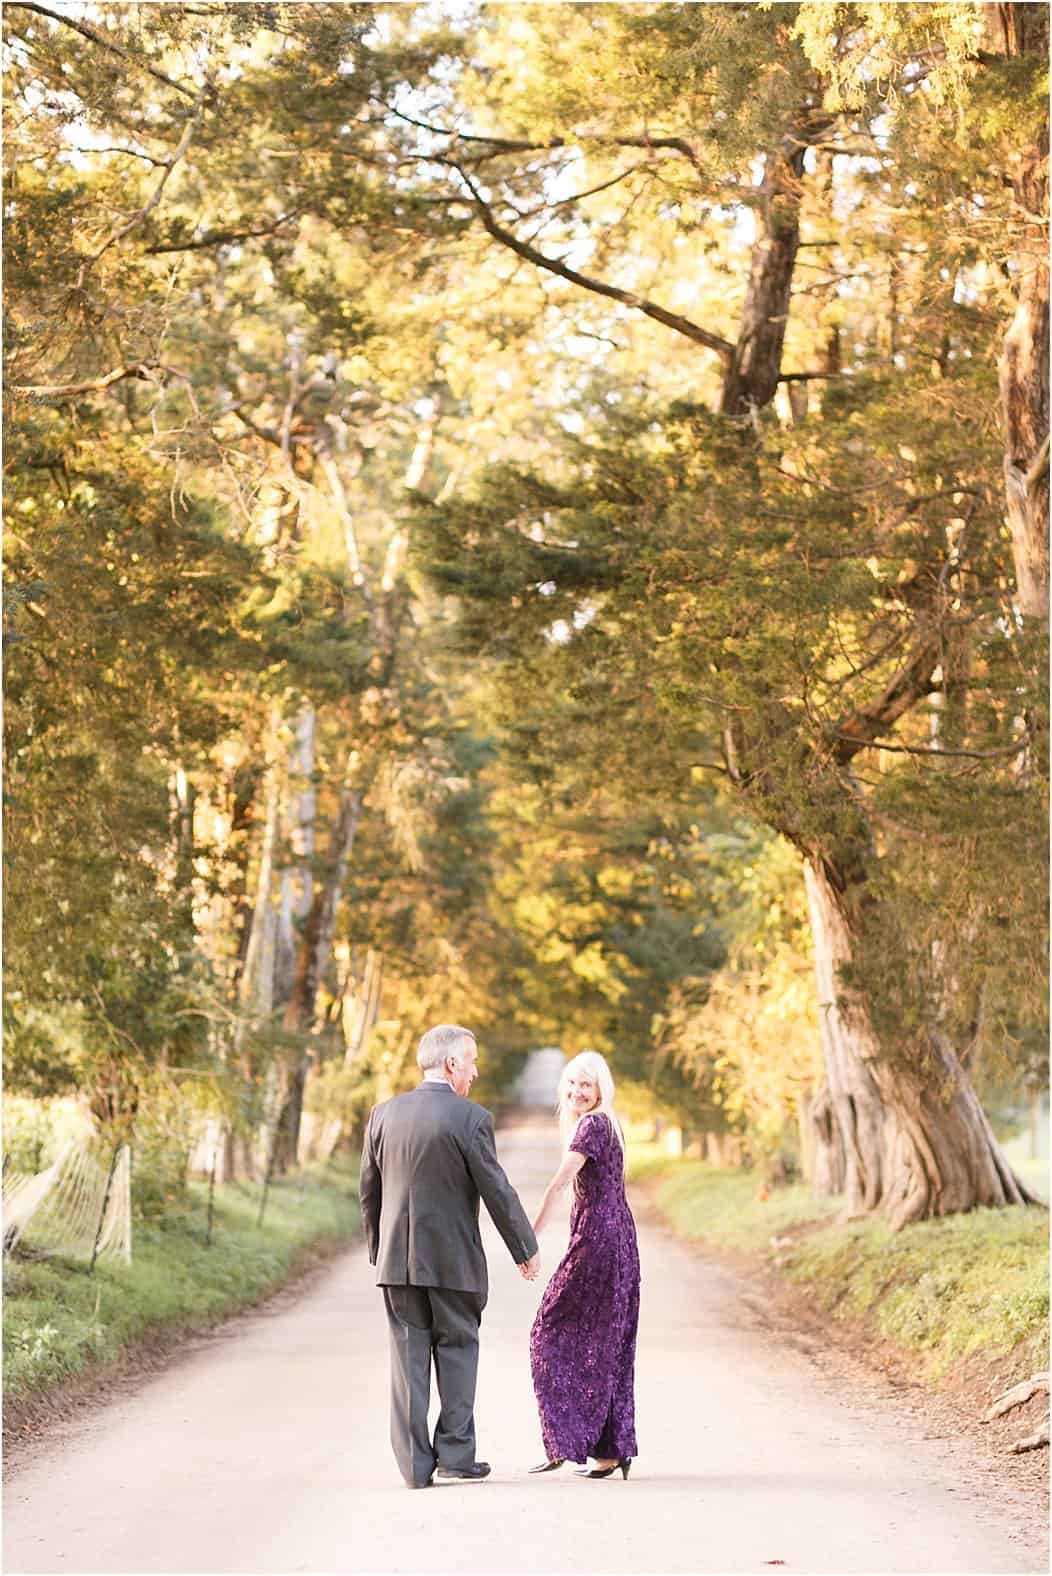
[529,1110,640,1464]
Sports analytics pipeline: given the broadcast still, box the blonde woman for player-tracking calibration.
[528,1051,640,1479]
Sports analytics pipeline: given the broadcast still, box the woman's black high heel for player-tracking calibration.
[528,1458,565,1474]
[578,1457,631,1479]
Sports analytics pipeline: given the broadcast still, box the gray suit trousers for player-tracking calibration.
[382,1285,486,1487]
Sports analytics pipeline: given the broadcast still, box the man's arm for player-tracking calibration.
[466,1111,539,1268]
[358,1110,381,1264]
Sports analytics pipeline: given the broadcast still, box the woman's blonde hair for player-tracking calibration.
[557,1050,625,1158]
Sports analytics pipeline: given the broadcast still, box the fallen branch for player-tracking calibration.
[982,1371,1049,1455]
[1009,1420,1050,1454]
[983,1372,1049,1423]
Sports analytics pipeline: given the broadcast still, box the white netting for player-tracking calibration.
[2,1143,132,1264]
[2,1157,63,1246]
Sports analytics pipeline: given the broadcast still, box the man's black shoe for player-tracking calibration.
[436,1461,491,1480]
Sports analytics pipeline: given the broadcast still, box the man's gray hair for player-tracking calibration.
[417,1023,476,1072]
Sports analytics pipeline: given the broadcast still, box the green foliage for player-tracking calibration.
[415,354,1046,1075]
[783,1209,1050,1377]
[3,394,266,1108]
[304,1035,390,1140]
[655,831,823,1156]
[2,1094,92,1173]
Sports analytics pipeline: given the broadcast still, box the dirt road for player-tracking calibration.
[4,1122,1046,1574]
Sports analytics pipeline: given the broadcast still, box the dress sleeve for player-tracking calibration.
[569,1112,610,1163]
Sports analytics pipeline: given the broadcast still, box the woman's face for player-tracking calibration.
[565,1070,599,1116]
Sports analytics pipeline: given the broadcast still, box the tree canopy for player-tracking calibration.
[3,1,1046,1222]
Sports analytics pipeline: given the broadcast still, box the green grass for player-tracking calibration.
[627,1145,1049,1381]
[629,1149,842,1250]
[782,1207,1049,1377]
[4,1159,361,1402]
[998,1134,1049,1203]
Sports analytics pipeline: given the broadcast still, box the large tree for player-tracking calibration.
[400,2,1047,1223]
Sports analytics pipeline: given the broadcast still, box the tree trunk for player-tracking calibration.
[169,761,195,908]
[343,945,383,1064]
[228,761,261,992]
[275,705,316,1002]
[804,862,1038,1227]
[1029,1085,1043,1162]
[285,783,363,1032]
[720,114,829,419]
[988,3,1050,619]
[276,780,364,1168]
[237,720,283,1027]
[800,1079,847,1197]
[803,864,888,1213]
[999,201,1049,619]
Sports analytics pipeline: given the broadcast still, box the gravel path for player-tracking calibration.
[4,1121,1047,1575]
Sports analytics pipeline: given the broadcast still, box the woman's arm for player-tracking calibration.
[532,1150,586,1236]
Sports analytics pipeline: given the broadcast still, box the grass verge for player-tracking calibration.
[626,1145,1050,1383]
[3,1158,361,1425]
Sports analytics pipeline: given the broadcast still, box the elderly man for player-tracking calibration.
[359,1024,540,1488]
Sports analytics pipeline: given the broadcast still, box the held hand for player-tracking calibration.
[517,1251,540,1282]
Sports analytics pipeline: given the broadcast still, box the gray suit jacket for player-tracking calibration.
[359,1082,537,1297]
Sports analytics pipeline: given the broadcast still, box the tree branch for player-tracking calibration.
[144,210,301,254]
[450,162,734,359]
[512,165,649,221]
[375,103,707,175]
[228,405,284,447]
[11,360,172,401]
[74,145,171,167]
[6,2,198,99]
[832,734,1030,761]
[320,453,371,602]
[830,635,943,764]
[603,133,706,178]
[78,79,213,279]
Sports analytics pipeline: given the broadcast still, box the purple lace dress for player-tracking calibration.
[529,1111,640,1463]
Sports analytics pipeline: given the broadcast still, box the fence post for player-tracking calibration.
[90,1145,123,1275]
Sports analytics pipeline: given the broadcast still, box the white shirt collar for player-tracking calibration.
[422,1071,455,1088]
